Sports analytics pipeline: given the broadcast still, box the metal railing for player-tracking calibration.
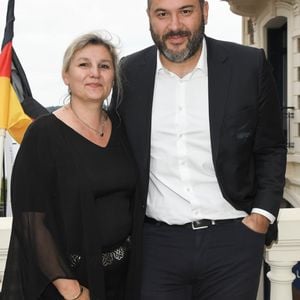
[282,106,295,149]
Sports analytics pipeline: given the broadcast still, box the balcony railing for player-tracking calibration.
[0,217,12,290]
[282,106,295,150]
[264,208,300,300]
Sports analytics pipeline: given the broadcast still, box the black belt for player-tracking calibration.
[144,216,243,230]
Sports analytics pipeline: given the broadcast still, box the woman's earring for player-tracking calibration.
[103,98,109,109]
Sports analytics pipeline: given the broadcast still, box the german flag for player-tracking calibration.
[0,0,48,144]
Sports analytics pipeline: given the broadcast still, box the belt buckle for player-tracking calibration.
[191,219,215,230]
[192,220,208,230]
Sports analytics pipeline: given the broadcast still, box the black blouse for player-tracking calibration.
[1,111,137,300]
[57,114,135,247]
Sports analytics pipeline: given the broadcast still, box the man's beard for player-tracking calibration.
[150,18,205,63]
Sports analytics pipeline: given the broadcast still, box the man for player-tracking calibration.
[113,0,287,299]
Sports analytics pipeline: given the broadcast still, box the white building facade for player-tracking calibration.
[224,0,300,208]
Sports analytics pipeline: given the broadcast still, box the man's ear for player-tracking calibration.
[203,1,209,25]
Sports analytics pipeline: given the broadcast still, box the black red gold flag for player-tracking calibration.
[0,0,48,143]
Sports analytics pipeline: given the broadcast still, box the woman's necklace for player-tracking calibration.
[69,102,107,137]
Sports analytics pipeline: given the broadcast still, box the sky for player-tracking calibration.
[0,0,242,108]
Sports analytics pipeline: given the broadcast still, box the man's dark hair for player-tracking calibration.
[147,0,205,9]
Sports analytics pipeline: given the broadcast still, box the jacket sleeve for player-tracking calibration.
[252,49,287,217]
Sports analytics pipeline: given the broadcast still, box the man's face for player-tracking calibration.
[148,0,208,63]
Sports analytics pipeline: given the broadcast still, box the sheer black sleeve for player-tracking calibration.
[1,118,74,299]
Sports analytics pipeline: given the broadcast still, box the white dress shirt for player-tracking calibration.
[146,39,274,224]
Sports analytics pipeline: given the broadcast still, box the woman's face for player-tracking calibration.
[63,44,115,104]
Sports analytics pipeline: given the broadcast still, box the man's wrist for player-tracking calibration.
[243,213,270,234]
[250,213,270,225]
[251,208,275,224]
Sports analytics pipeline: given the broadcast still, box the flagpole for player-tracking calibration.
[0,128,6,210]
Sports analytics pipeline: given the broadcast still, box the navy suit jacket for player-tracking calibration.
[113,36,287,246]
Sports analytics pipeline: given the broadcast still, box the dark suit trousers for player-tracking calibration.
[141,219,265,300]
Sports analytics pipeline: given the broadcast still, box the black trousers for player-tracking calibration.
[141,219,265,300]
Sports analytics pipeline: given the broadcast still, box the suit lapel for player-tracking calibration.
[134,47,156,173]
[206,37,231,162]
[123,47,157,198]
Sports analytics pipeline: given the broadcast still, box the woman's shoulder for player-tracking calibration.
[23,113,60,141]
[107,108,120,123]
[29,113,56,127]
[106,108,122,129]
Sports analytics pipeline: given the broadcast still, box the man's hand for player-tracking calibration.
[242,213,270,234]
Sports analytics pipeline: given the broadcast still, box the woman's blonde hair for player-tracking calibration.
[62,31,122,105]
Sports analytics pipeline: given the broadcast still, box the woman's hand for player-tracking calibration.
[79,285,90,300]
[53,278,90,299]
[63,285,90,300]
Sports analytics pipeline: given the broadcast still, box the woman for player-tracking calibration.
[1,32,140,300]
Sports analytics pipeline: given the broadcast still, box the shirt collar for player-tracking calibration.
[156,37,208,77]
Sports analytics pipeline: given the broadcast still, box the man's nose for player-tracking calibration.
[168,14,181,31]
